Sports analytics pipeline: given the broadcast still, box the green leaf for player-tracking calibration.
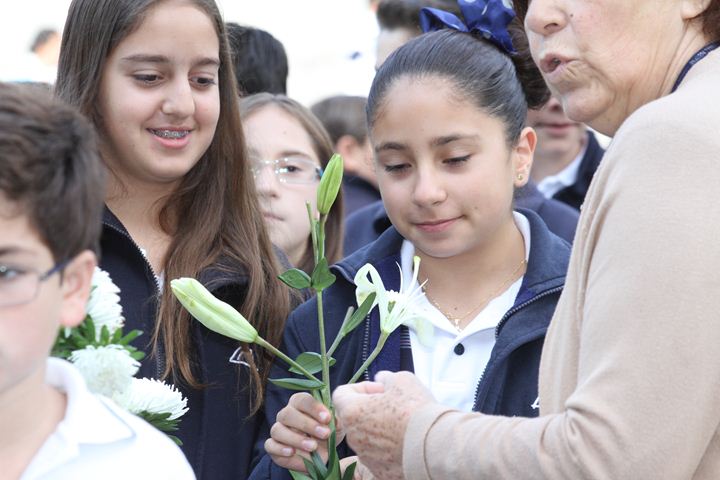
[167,434,183,446]
[99,325,110,344]
[327,430,340,479]
[341,461,357,480]
[316,153,344,215]
[289,471,313,480]
[269,377,325,391]
[311,451,328,477]
[302,457,322,479]
[278,268,312,290]
[118,329,142,345]
[311,258,336,291]
[289,352,336,375]
[130,351,146,361]
[340,292,376,337]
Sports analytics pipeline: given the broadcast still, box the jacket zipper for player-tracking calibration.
[471,285,564,411]
[103,222,166,379]
[361,313,372,381]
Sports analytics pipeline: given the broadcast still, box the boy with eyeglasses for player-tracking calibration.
[0,82,194,479]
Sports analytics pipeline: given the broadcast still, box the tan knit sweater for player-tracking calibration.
[403,49,720,480]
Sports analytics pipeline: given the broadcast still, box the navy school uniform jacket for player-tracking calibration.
[101,208,269,480]
[249,208,571,480]
[551,130,605,211]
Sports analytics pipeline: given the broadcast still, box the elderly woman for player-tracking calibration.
[332,0,720,479]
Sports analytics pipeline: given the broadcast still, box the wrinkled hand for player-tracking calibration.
[265,392,344,472]
[333,371,436,480]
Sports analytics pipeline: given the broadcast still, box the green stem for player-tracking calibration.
[316,291,331,407]
[307,202,319,264]
[348,333,388,384]
[326,307,353,358]
[326,331,344,359]
[318,215,328,261]
[255,337,322,384]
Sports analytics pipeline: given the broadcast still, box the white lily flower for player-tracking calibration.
[70,345,140,398]
[353,256,433,345]
[85,267,125,339]
[114,378,189,421]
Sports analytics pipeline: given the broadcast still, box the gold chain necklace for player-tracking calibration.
[422,258,527,331]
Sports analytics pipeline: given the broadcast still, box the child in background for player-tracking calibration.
[0,82,194,479]
[55,1,292,477]
[241,93,344,276]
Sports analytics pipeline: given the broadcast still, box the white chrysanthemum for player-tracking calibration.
[85,267,125,338]
[115,378,189,421]
[70,345,139,397]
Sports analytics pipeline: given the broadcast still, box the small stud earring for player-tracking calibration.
[517,173,524,181]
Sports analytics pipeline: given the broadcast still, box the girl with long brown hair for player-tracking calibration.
[56,0,291,477]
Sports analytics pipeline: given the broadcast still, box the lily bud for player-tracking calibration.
[316,153,343,215]
[170,278,258,343]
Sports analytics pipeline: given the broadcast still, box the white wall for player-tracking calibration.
[0,0,377,105]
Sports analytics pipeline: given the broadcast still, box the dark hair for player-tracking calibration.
[705,0,720,41]
[376,0,460,32]
[226,22,288,95]
[0,82,105,262]
[368,20,549,144]
[311,95,368,145]
[30,29,58,53]
[56,0,291,409]
[240,93,344,275]
[513,0,720,42]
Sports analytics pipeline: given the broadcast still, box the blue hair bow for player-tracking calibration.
[420,0,517,55]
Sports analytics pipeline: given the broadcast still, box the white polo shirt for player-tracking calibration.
[401,212,531,412]
[21,358,195,480]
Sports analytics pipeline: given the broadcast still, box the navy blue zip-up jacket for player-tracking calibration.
[250,209,570,480]
[100,208,267,480]
[551,130,605,211]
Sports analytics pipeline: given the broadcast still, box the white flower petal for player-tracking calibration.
[70,345,139,397]
[114,378,189,421]
[86,267,125,339]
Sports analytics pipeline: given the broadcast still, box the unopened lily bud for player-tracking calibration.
[316,153,344,215]
[171,278,258,343]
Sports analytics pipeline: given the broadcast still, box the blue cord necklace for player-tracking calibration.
[671,41,720,93]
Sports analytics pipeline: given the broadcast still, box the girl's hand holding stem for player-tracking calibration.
[266,392,345,472]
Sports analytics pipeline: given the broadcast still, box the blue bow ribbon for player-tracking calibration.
[420,0,517,55]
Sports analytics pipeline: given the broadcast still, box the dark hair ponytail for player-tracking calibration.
[507,16,549,110]
[367,16,549,144]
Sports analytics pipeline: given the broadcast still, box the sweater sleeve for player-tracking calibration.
[403,111,720,479]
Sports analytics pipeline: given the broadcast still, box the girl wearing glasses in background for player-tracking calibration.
[240,93,344,275]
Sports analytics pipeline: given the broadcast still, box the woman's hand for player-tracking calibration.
[265,392,345,472]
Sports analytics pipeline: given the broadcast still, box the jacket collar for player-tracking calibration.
[102,205,248,292]
[565,131,604,200]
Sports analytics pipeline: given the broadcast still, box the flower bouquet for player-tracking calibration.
[171,154,427,479]
[53,267,188,444]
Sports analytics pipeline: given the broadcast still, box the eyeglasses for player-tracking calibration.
[0,261,67,308]
[250,156,323,185]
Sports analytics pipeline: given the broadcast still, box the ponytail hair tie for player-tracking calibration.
[420,0,517,55]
